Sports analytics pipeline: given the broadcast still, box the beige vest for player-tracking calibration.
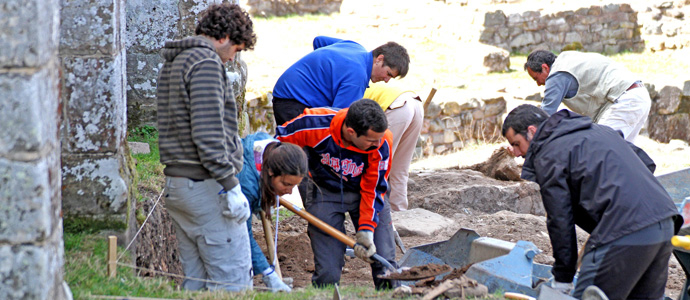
[548,51,637,122]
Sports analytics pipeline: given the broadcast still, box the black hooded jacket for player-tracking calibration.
[521,110,680,283]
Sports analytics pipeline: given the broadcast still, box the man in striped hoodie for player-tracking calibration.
[275,99,399,290]
[156,3,256,292]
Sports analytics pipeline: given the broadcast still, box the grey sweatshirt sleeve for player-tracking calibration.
[542,72,579,115]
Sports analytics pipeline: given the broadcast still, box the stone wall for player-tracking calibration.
[0,0,70,299]
[420,96,507,156]
[480,4,644,54]
[126,0,249,132]
[243,92,507,157]
[647,81,690,144]
[59,0,135,250]
[241,0,343,17]
[641,1,690,51]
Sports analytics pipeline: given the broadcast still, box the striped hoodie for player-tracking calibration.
[275,107,393,231]
[156,36,243,191]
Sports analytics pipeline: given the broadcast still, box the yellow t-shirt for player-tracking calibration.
[363,83,405,110]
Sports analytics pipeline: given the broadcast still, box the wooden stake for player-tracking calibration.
[423,87,437,111]
[260,211,282,279]
[107,235,117,278]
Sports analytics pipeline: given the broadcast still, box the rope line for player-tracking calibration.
[117,188,165,262]
[111,187,289,292]
[116,262,273,291]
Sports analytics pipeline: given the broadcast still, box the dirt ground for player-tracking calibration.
[135,0,690,297]
[253,164,686,298]
[250,146,686,297]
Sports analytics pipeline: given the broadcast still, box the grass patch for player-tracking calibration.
[64,231,406,299]
[127,125,164,195]
[274,206,296,221]
[64,232,187,299]
[64,216,127,235]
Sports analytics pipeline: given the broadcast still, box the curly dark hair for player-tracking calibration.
[195,3,257,50]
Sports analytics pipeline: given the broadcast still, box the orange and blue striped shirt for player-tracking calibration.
[275,107,393,231]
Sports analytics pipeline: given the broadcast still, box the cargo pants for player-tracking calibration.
[164,177,252,291]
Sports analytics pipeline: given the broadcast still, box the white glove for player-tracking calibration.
[551,280,574,295]
[354,230,376,263]
[220,184,251,224]
[262,269,291,292]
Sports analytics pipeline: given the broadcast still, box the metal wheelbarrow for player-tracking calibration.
[398,228,555,297]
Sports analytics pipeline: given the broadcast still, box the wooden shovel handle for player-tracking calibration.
[278,197,398,272]
[260,211,282,278]
[504,292,536,300]
[278,197,356,247]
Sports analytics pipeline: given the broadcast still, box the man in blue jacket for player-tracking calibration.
[502,104,681,299]
[272,36,410,125]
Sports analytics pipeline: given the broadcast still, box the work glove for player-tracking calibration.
[354,230,376,263]
[220,184,251,224]
[551,280,574,295]
[262,267,291,292]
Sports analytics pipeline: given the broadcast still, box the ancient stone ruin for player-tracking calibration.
[647,81,690,143]
[481,4,645,54]
[0,0,69,299]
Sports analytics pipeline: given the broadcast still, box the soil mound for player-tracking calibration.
[408,169,544,216]
[465,147,522,181]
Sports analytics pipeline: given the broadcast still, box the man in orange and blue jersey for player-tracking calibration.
[275,99,398,290]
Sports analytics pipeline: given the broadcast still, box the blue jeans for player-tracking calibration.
[247,210,271,275]
[304,182,398,289]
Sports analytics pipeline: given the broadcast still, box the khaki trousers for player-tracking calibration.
[598,84,651,143]
[385,92,424,211]
[164,177,252,291]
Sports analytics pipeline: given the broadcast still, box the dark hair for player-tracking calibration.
[502,104,549,138]
[344,99,388,136]
[524,50,557,72]
[260,141,308,217]
[195,3,257,50]
[372,42,410,78]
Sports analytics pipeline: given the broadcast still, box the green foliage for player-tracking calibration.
[64,216,126,234]
[273,206,296,222]
[127,125,164,195]
[128,125,158,142]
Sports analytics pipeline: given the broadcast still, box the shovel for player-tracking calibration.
[277,196,399,272]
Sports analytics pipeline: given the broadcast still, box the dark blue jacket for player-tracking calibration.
[522,110,681,283]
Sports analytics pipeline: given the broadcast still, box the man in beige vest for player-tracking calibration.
[524,50,651,142]
[363,83,424,211]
